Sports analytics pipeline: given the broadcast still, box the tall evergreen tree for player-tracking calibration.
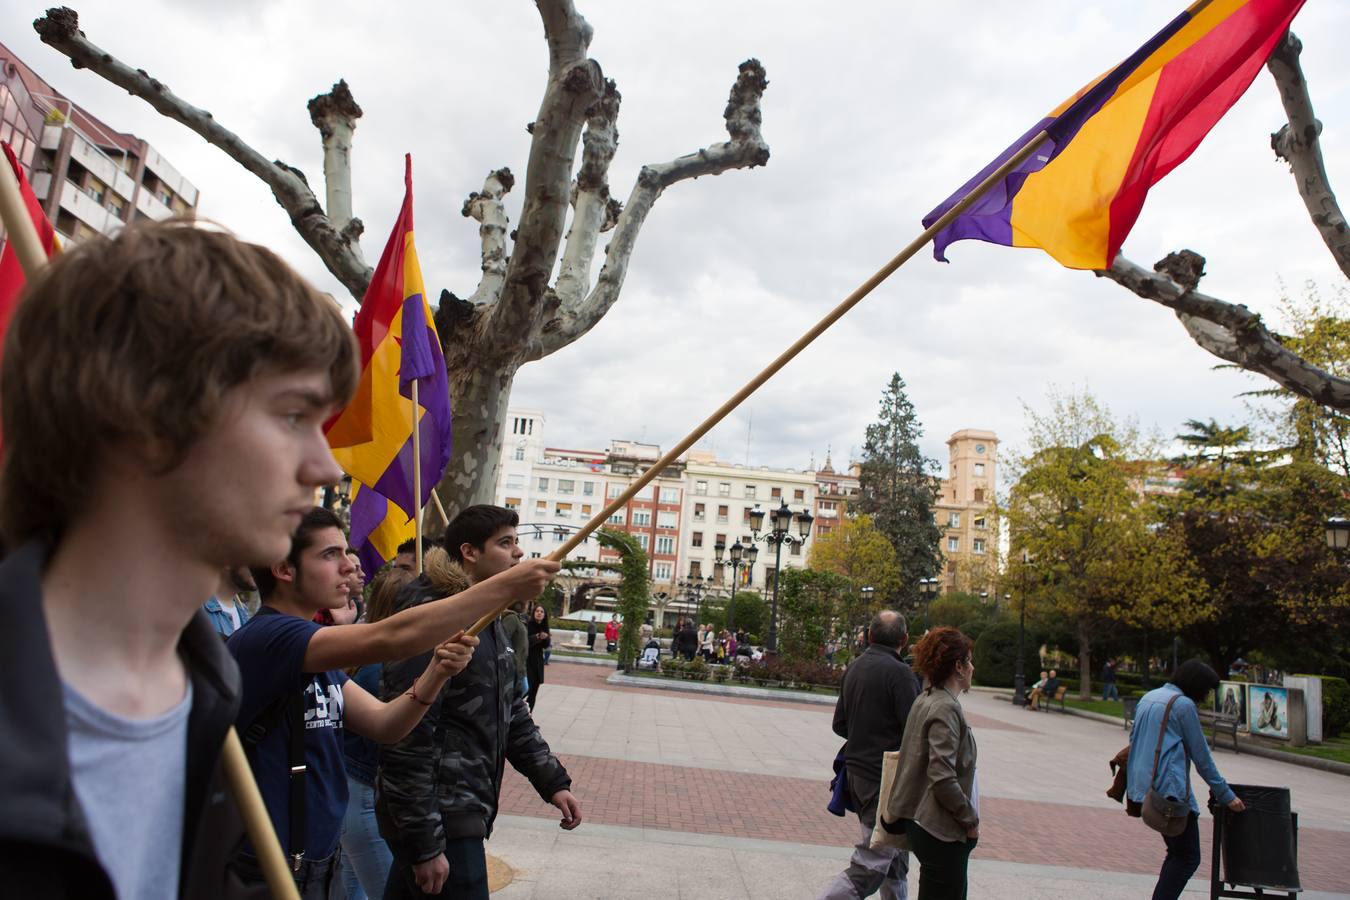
[856,373,942,608]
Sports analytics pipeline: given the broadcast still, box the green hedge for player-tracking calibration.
[973,620,1041,688]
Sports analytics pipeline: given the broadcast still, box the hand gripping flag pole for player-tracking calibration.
[461,128,1053,637]
[0,158,303,900]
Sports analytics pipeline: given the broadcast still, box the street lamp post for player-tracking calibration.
[713,539,748,631]
[679,575,711,626]
[748,500,814,654]
[859,585,875,650]
[1014,550,1031,707]
[919,577,939,632]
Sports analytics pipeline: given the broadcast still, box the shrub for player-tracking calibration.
[973,620,1041,688]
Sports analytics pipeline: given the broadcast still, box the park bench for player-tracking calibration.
[1199,709,1240,754]
[1039,685,1068,713]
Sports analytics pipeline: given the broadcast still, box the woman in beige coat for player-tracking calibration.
[874,627,978,899]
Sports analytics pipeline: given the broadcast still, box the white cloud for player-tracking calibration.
[12,0,1347,473]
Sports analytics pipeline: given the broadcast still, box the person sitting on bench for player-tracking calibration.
[1025,670,1048,710]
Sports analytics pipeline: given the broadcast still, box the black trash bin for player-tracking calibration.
[1215,784,1300,895]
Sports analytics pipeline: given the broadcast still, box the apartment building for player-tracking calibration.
[679,450,817,593]
[934,429,999,595]
[1,41,198,245]
[813,454,860,541]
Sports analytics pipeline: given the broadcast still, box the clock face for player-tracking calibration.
[975,444,986,454]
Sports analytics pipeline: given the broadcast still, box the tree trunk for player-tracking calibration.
[432,363,518,527]
[1077,619,1093,700]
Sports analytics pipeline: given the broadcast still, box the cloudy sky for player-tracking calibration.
[10,0,1347,481]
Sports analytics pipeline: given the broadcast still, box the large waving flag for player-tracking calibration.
[924,0,1305,270]
[325,155,452,575]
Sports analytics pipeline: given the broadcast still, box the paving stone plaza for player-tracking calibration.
[484,661,1350,899]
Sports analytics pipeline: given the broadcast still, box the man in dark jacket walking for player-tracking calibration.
[379,506,582,899]
[819,611,919,900]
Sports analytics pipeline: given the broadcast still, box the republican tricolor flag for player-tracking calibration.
[325,155,452,576]
[924,0,1306,270]
[0,141,59,363]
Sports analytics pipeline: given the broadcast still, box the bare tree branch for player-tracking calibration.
[533,59,771,359]
[307,79,366,263]
[1267,31,1349,280]
[553,78,620,307]
[461,168,515,306]
[1099,252,1350,410]
[33,7,373,298]
[482,2,603,356]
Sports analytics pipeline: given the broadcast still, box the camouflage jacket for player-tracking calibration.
[375,555,571,863]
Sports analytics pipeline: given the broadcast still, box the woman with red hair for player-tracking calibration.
[874,627,979,899]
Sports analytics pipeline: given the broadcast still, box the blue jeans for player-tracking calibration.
[1152,812,1200,900]
[341,776,393,900]
[1102,682,1120,701]
[384,836,489,899]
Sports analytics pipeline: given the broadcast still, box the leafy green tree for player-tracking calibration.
[776,568,851,662]
[856,373,942,608]
[1246,284,1350,480]
[808,514,900,599]
[596,528,650,668]
[929,592,991,631]
[1004,389,1206,698]
[701,591,768,638]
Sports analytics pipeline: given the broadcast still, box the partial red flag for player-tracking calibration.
[0,141,59,355]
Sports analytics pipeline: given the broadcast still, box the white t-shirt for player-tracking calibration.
[64,680,191,900]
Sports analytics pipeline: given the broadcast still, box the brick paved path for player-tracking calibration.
[511,662,1350,893]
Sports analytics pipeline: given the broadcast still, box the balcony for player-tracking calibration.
[57,180,120,235]
[134,187,174,222]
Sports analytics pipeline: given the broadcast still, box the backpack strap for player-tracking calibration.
[239,683,308,870]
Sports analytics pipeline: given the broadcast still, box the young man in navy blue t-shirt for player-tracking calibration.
[228,507,557,896]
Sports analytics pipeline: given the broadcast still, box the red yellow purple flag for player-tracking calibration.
[325,155,452,575]
[924,0,1306,270]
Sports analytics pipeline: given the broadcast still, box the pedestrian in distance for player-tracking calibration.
[0,220,360,900]
[1102,659,1120,702]
[526,603,551,710]
[587,617,598,651]
[1127,660,1245,900]
[873,627,980,900]
[605,615,619,653]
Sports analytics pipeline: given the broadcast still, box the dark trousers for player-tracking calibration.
[902,820,975,900]
[228,850,346,900]
[1152,812,1200,900]
[384,837,489,900]
[526,656,545,710]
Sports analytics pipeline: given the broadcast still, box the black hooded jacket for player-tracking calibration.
[0,542,247,899]
[376,553,571,863]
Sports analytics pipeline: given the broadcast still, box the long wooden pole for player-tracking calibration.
[465,131,1052,637]
[0,155,303,900]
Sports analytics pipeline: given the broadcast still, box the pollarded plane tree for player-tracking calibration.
[1100,32,1350,411]
[32,4,770,518]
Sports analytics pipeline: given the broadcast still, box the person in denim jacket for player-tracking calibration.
[1127,660,1246,900]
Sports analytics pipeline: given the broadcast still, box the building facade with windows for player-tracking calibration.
[0,41,198,246]
[934,429,999,595]
[679,450,817,594]
[813,454,860,541]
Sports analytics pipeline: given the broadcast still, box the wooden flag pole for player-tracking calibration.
[465,130,1052,638]
[0,157,304,900]
[430,488,450,528]
[412,379,424,575]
